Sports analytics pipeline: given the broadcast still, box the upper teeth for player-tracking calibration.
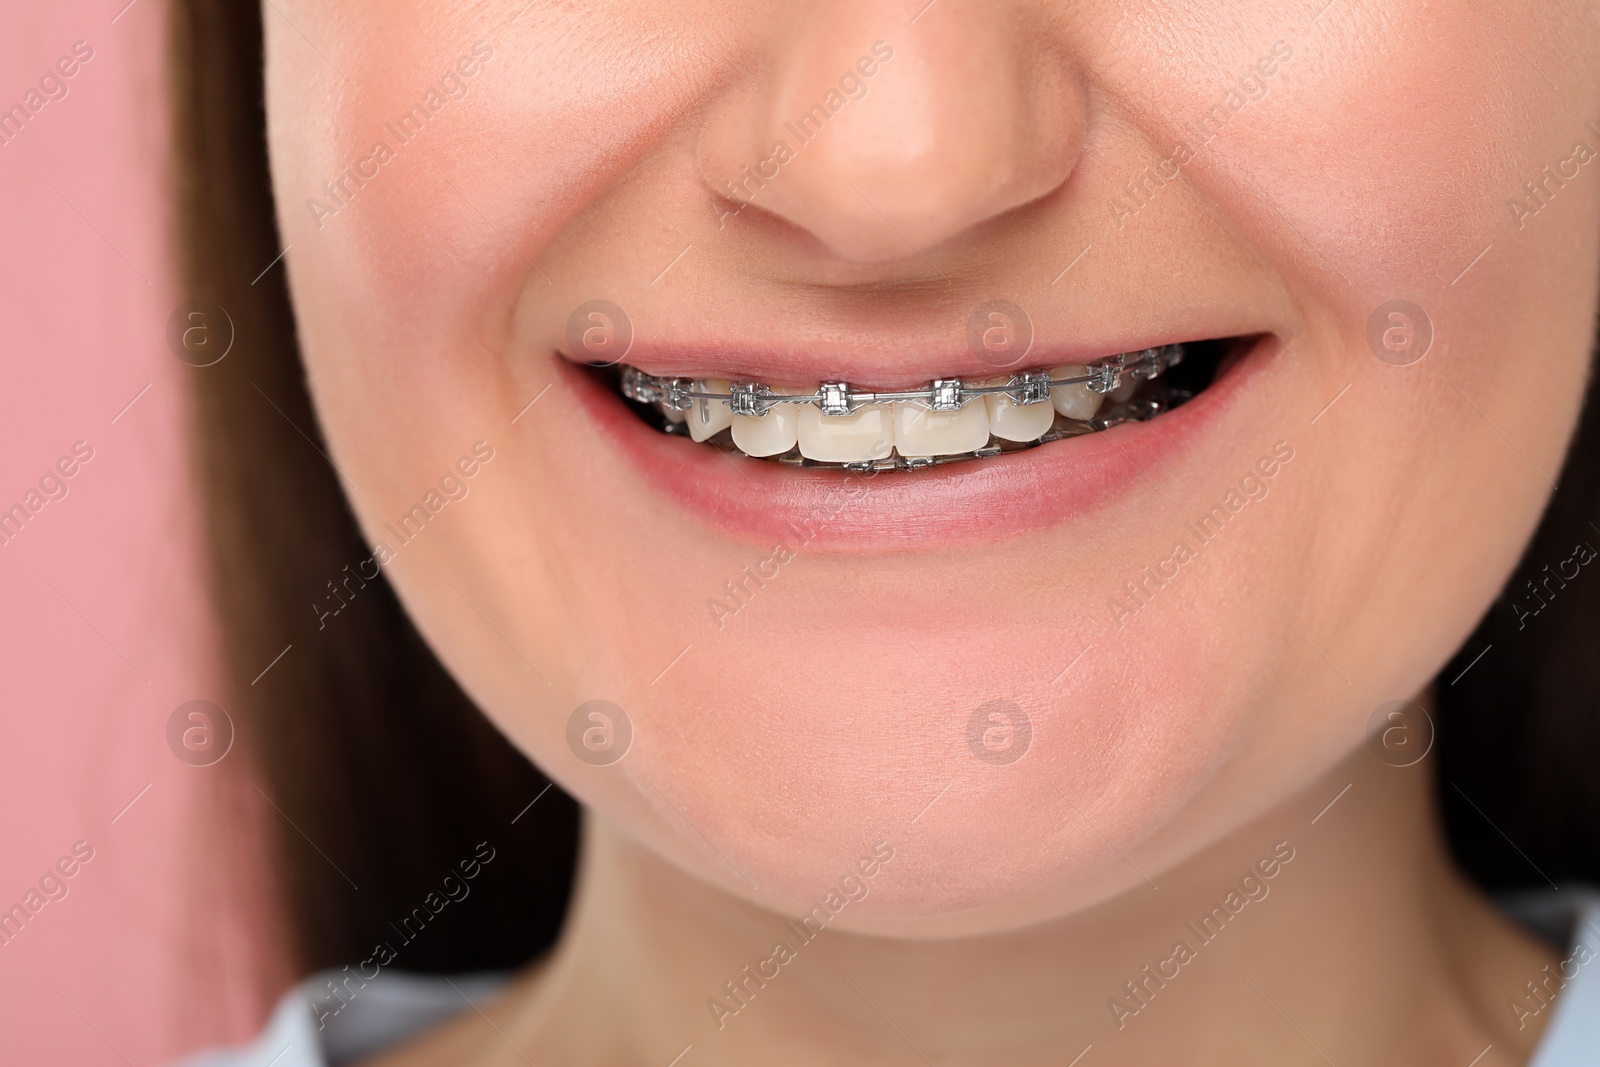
[619,345,1184,467]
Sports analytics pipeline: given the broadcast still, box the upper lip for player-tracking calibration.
[557,319,1271,389]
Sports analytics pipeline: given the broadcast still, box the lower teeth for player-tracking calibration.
[614,345,1196,471]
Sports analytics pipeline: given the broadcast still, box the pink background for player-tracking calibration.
[1,1,272,1061]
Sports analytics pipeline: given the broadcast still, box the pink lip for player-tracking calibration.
[564,335,1275,550]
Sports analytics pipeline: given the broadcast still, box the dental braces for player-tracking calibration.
[614,344,1190,472]
[619,344,1184,417]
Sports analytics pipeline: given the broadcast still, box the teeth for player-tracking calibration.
[731,405,800,457]
[687,379,733,442]
[797,403,894,463]
[1050,366,1104,422]
[983,378,1054,443]
[1111,373,1141,403]
[892,401,992,457]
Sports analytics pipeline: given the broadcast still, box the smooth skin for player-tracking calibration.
[261,1,1596,1063]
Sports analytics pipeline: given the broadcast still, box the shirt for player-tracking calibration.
[175,890,1600,1066]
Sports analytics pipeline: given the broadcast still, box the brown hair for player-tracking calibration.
[169,0,1598,987]
[1437,359,1600,888]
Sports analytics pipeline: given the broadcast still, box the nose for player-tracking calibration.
[698,4,1086,263]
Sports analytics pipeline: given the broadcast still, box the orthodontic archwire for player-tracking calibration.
[620,345,1183,417]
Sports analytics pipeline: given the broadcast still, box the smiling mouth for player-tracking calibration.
[590,336,1244,471]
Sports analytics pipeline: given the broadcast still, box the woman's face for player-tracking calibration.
[263,1,1599,934]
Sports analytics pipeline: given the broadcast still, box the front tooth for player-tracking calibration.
[687,379,734,442]
[1051,366,1104,421]
[797,403,894,463]
[983,378,1054,443]
[731,405,800,457]
[892,400,991,457]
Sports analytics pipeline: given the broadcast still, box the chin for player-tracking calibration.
[612,632,1252,935]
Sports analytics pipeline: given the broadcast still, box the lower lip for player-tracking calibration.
[563,338,1273,551]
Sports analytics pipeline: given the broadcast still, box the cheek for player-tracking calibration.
[276,4,730,329]
[1152,4,1600,692]
[268,4,744,504]
[1120,2,1597,317]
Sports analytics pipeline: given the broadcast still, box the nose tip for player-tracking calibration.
[699,14,1085,263]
